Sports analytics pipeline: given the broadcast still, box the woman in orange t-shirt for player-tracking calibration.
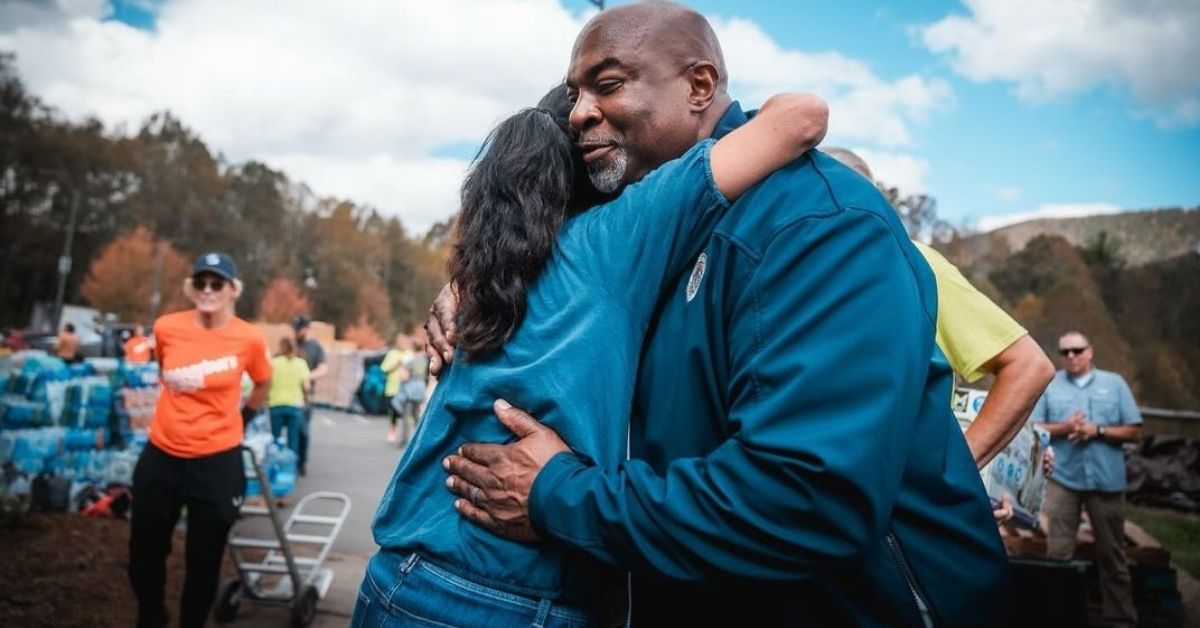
[122,324,154,363]
[129,251,272,628]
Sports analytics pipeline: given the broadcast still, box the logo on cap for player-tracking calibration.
[205,253,220,266]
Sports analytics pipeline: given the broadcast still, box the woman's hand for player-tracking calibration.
[424,283,460,376]
[992,493,1014,524]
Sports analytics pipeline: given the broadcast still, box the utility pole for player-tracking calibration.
[52,188,81,330]
[149,238,165,319]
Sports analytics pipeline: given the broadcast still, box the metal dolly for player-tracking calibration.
[214,446,351,627]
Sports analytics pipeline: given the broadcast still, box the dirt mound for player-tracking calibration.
[0,513,231,627]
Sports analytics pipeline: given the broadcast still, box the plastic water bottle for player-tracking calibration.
[8,474,31,499]
[84,450,112,483]
[107,449,137,486]
[241,448,262,497]
[0,431,14,464]
[266,439,297,498]
[12,433,43,474]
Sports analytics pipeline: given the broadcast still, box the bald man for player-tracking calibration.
[436,2,1010,625]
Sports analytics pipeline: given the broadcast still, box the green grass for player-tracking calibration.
[1127,504,1200,578]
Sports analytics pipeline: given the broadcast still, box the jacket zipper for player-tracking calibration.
[623,420,633,627]
[885,532,934,628]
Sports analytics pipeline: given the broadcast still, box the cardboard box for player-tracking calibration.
[255,320,336,356]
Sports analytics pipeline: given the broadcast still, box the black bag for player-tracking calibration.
[31,473,71,512]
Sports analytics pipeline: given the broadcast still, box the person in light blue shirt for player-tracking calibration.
[1032,330,1141,627]
[353,82,827,628]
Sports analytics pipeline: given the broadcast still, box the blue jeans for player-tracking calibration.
[352,550,598,628]
[269,406,304,455]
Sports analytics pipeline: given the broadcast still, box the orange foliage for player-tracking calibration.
[354,276,391,329]
[340,277,391,349]
[258,277,310,323]
[80,226,190,321]
[343,315,386,350]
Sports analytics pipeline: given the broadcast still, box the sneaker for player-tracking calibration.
[386,427,398,443]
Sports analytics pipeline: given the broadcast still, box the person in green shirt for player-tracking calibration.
[380,333,415,443]
[268,337,311,455]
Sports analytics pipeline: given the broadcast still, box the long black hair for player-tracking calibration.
[448,84,601,357]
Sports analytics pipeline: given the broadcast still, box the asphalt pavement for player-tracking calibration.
[297,407,405,555]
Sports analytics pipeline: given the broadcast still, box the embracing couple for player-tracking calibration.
[353,2,1009,626]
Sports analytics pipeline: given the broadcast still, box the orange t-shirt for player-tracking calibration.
[123,336,153,363]
[150,310,272,458]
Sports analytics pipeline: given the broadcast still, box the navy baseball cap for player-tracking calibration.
[193,251,238,281]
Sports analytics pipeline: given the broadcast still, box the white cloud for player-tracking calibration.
[0,1,955,233]
[973,202,1122,232]
[716,17,954,147]
[920,0,1200,126]
[267,152,468,234]
[846,148,931,194]
[0,0,587,233]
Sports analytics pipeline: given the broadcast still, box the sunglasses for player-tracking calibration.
[191,276,228,292]
[1058,347,1089,357]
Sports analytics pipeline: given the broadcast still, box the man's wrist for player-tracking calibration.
[1096,425,1106,440]
[528,451,585,538]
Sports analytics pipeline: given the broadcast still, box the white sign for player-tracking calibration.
[955,387,1049,527]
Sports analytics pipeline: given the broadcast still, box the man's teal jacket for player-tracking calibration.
[529,103,1011,626]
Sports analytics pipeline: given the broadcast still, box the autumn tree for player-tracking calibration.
[343,317,386,350]
[1080,230,1126,270]
[0,58,452,333]
[355,276,392,330]
[0,54,139,326]
[220,161,292,317]
[257,277,310,323]
[80,226,190,321]
[881,186,955,243]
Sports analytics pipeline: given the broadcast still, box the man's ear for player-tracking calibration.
[687,61,720,112]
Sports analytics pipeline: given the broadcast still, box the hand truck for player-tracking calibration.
[213,446,351,627]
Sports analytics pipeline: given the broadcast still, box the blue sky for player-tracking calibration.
[8,0,1196,233]
[567,0,1200,230]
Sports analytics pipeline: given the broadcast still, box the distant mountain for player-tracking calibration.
[944,207,1200,272]
[933,207,1200,410]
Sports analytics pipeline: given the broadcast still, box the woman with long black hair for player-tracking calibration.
[353,85,827,627]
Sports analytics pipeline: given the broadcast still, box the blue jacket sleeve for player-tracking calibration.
[561,139,728,323]
[529,208,936,580]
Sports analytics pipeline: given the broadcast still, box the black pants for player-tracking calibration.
[129,443,245,628]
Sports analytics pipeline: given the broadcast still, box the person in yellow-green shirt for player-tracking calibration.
[827,148,1055,519]
[268,336,311,455]
[380,333,415,444]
